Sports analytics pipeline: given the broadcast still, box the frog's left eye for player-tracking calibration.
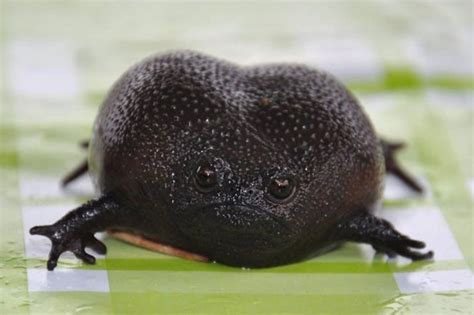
[194,163,218,193]
[266,177,296,202]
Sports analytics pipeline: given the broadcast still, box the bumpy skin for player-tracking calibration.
[31,50,433,270]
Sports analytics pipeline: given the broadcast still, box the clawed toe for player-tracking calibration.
[85,235,107,255]
[30,225,54,237]
[72,248,96,264]
[47,258,58,271]
[374,237,433,261]
[391,241,433,261]
[401,237,425,249]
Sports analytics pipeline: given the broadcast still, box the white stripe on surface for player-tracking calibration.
[106,271,394,295]
[468,178,474,199]
[394,269,474,293]
[19,174,94,200]
[6,40,80,99]
[383,174,430,201]
[301,37,382,81]
[27,269,110,292]
[404,35,473,77]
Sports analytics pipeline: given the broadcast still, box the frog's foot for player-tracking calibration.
[61,140,90,187]
[381,139,423,193]
[108,230,209,263]
[29,196,121,270]
[30,224,106,270]
[337,212,433,261]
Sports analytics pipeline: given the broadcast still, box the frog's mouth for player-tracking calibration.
[177,203,295,266]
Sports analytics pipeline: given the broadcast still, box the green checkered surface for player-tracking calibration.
[1,1,473,314]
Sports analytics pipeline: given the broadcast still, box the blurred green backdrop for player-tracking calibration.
[1,1,473,314]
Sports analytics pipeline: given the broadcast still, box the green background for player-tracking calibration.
[1,1,473,314]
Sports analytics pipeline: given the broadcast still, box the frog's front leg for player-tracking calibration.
[335,211,433,261]
[30,195,128,270]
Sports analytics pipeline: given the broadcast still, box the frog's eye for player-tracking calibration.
[266,177,296,203]
[194,163,218,193]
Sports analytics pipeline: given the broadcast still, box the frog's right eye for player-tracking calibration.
[266,177,296,203]
[194,162,218,193]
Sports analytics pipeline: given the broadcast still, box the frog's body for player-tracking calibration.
[31,51,432,270]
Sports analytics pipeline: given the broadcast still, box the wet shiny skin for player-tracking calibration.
[30,50,432,270]
[90,50,382,266]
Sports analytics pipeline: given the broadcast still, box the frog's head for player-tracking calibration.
[171,137,315,267]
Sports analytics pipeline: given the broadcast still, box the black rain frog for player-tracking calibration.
[30,50,433,270]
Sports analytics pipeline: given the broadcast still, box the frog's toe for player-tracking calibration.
[85,235,107,255]
[30,225,54,237]
[72,248,96,264]
[386,236,433,260]
[394,246,434,261]
[373,238,433,261]
[400,236,425,249]
[46,246,61,271]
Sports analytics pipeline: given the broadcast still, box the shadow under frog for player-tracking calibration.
[30,50,433,270]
